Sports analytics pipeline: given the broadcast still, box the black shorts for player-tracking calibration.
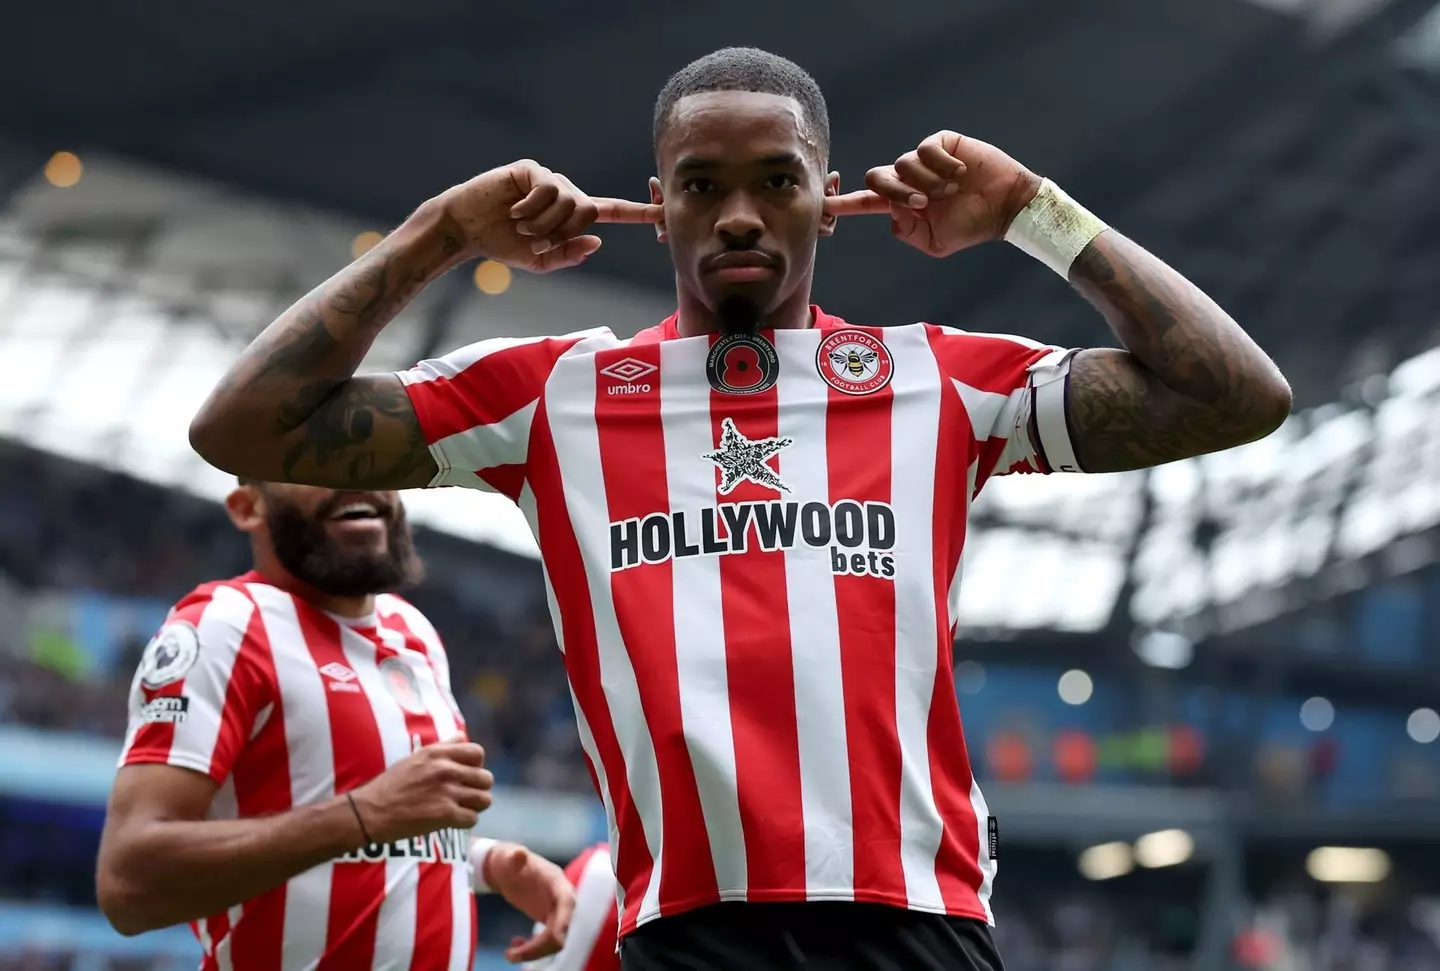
[619,901,1005,971]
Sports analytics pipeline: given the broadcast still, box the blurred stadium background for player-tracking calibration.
[3,0,1440,967]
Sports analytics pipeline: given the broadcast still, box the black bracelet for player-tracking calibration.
[346,792,374,845]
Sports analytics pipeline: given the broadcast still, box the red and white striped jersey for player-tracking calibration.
[396,308,1078,936]
[119,570,476,971]
[520,844,618,971]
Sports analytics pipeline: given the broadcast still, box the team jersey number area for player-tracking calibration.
[609,416,897,579]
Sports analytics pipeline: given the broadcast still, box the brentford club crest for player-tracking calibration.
[705,333,779,395]
[378,657,427,715]
[816,330,894,396]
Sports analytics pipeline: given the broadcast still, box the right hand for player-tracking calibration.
[348,735,494,844]
[438,160,660,273]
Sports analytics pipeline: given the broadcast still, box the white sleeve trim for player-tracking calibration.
[469,837,499,893]
[1028,348,1083,474]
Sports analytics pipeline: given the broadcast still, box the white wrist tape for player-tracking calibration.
[1003,179,1108,279]
[469,837,499,893]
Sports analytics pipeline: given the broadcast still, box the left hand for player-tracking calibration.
[825,131,1042,258]
[482,841,576,963]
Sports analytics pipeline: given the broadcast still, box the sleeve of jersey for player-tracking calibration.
[521,844,618,971]
[926,325,1082,490]
[118,584,273,785]
[394,331,606,498]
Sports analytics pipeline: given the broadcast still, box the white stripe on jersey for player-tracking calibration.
[773,329,854,899]
[887,326,947,909]
[969,777,996,923]
[546,340,666,926]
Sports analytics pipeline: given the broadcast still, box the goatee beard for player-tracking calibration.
[265,498,424,598]
[717,294,763,336]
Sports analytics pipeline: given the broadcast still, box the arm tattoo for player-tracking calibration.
[280,375,433,487]
[1061,231,1291,474]
[193,204,465,488]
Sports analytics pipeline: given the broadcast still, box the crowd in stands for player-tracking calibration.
[0,442,589,793]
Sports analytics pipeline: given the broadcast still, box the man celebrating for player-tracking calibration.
[187,47,1290,970]
[96,479,575,969]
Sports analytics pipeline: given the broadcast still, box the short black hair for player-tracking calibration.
[653,47,830,160]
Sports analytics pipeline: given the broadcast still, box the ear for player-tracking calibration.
[648,177,668,243]
[224,484,264,534]
[819,171,840,238]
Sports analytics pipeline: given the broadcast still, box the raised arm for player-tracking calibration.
[838,130,1292,473]
[187,207,459,489]
[1060,227,1292,473]
[188,162,657,487]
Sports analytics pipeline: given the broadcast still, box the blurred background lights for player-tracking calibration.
[1057,669,1093,706]
[1078,842,1134,881]
[1408,707,1440,743]
[1134,829,1194,869]
[1300,696,1334,732]
[43,151,83,188]
[1134,629,1193,669]
[474,259,512,295]
[350,230,383,260]
[1307,847,1390,884]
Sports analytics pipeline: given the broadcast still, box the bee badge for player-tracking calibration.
[816,330,893,396]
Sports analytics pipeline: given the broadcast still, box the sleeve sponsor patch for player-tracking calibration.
[139,621,201,689]
[139,696,190,724]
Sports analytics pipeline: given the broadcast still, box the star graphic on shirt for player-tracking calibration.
[703,417,794,495]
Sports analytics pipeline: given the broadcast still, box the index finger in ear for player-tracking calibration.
[592,198,663,224]
[823,190,892,217]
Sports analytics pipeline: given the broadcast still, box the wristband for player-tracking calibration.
[346,792,374,845]
[1003,179,1108,279]
[469,836,499,893]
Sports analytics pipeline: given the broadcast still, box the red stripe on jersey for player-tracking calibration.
[927,362,986,914]
[924,326,1049,396]
[407,337,585,444]
[823,333,906,903]
[371,628,454,971]
[477,463,527,502]
[296,604,387,971]
[528,400,656,932]
[198,909,229,971]
[708,367,806,893]
[594,348,719,914]
[226,599,290,971]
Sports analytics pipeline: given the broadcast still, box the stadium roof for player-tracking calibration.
[1,0,1304,335]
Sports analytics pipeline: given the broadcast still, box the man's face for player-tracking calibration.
[252,484,423,597]
[653,91,838,333]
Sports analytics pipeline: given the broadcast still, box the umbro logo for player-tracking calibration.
[600,358,656,383]
[600,358,656,396]
[319,661,362,693]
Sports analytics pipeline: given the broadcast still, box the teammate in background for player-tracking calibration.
[519,844,618,971]
[96,479,575,969]
[188,47,1291,971]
